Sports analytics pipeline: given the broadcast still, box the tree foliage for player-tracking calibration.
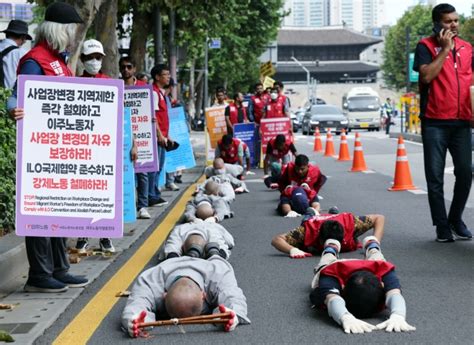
[459,17,474,44]
[381,5,432,91]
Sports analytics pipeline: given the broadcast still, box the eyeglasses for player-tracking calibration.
[120,64,133,70]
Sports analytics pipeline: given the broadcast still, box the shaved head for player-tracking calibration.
[213,158,225,170]
[165,277,203,318]
[205,181,219,196]
[195,203,214,220]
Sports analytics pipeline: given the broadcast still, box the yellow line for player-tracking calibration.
[53,176,204,345]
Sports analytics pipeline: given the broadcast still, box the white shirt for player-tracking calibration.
[0,38,26,89]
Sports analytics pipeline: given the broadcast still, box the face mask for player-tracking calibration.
[271,93,278,100]
[215,168,226,175]
[83,59,102,75]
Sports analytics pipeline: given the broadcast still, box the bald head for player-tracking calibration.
[165,277,203,318]
[205,181,219,196]
[195,202,214,220]
[213,158,225,170]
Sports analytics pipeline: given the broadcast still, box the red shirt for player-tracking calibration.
[266,100,285,118]
[153,83,169,138]
[250,94,266,124]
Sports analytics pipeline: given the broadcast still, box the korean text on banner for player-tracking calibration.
[165,106,196,173]
[123,107,136,223]
[205,106,227,163]
[260,118,292,154]
[16,75,124,238]
[233,123,255,167]
[125,85,158,173]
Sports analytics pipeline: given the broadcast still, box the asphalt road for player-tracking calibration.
[37,131,474,345]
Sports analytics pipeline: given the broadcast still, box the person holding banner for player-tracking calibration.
[120,56,147,87]
[225,92,248,135]
[7,2,90,292]
[248,82,267,166]
[278,155,326,218]
[263,134,297,189]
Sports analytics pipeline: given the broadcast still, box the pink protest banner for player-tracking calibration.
[260,117,292,154]
[16,75,124,238]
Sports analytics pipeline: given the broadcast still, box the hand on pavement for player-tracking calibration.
[218,304,239,332]
[129,311,150,338]
[246,171,255,175]
[376,314,416,333]
[270,183,279,190]
[289,247,312,259]
[341,313,376,334]
[235,186,244,193]
[285,210,301,218]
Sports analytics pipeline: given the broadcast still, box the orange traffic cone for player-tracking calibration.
[324,129,336,157]
[350,132,368,172]
[337,129,351,161]
[313,127,323,152]
[388,136,417,191]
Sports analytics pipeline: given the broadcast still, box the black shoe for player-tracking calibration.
[100,238,116,253]
[450,221,473,240]
[24,277,68,293]
[54,273,89,288]
[149,197,169,207]
[435,225,455,243]
[174,175,183,184]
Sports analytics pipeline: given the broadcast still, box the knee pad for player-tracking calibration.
[185,243,204,258]
[205,242,221,258]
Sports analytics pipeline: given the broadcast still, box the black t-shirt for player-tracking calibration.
[225,104,245,123]
[413,40,474,126]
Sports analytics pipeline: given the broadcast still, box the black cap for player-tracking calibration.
[2,20,32,40]
[45,2,84,24]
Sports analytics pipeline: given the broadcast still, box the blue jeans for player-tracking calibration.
[421,124,472,226]
[136,173,148,209]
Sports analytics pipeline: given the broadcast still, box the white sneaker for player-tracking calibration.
[137,207,151,219]
[166,182,180,191]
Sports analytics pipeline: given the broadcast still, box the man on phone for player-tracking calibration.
[413,3,473,243]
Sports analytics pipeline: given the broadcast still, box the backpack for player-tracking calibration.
[0,45,19,88]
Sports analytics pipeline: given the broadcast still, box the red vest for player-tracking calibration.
[153,83,169,137]
[266,100,285,118]
[303,213,358,251]
[418,36,472,120]
[268,137,292,159]
[217,138,240,164]
[227,102,248,125]
[18,40,72,77]
[278,94,288,106]
[135,79,147,86]
[250,94,266,124]
[279,162,323,199]
[321,260,395,289]
[80,72,110,79]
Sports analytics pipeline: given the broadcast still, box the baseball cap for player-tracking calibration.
[82,39,105,56]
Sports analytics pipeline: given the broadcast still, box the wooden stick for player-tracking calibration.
[136,312,233,329]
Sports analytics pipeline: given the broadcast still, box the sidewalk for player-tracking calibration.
[0,131,206,344]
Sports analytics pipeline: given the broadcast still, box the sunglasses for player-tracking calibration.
[120,64,133,70]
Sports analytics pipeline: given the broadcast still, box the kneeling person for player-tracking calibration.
[271,211,384,258]
[122,256,250,337]
[309,238,415,334]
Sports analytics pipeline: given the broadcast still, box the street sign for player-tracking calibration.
[409,53,419,83]
[209,38,221,49]
[260,61,276,77]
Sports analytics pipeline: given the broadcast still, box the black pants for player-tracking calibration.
[421,124,472,227]
[385,115,391,134]
[25,237,70,282]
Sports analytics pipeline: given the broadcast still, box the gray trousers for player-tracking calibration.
[25,237,70,281]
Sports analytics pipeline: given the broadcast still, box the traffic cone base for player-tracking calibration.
[388,136,417,191]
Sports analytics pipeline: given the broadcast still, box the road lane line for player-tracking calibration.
[53,177,204,345]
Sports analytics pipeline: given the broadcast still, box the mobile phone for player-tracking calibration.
[432,22,443,36]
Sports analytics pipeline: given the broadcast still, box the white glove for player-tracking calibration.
[218,304,239,332]
[376,314,416,332]
[341,313,376,334]
[205,216,217,223]
[289,247,312,259]
[246,171,255,175]
[270,183,279,190]
[234,186,244,193]
[262,174,270,179]
[301,183,310,190]
[285,210,301,218]
[192,218,204,224]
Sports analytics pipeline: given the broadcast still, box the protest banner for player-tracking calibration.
[165,106,196,173]
[263,76,275,90]
[125,85,158,173]
[16,75,124,238]
[205,106,227,164]
[233,123,255,167]
[123,107,136,223]
[260,118,292,155]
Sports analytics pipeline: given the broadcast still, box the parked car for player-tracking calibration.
[290,111,302,132]
[301,104,349,135]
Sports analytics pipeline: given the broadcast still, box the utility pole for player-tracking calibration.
[404,26,411,133]
[203,38,209,111]
[291,56,311,102]
[168,8,177,99]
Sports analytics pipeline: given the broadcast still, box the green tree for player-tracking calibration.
[382,5,432,91]
[459,17,474,44]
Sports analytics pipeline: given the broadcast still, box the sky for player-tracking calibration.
[384,0,473,25]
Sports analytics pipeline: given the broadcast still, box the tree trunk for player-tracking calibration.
[129,1,152,73]
[188,60,195,119]
[195,76,204,120]
[65,0,104,74]
[95,0,119,77]
[168,8,177,99]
